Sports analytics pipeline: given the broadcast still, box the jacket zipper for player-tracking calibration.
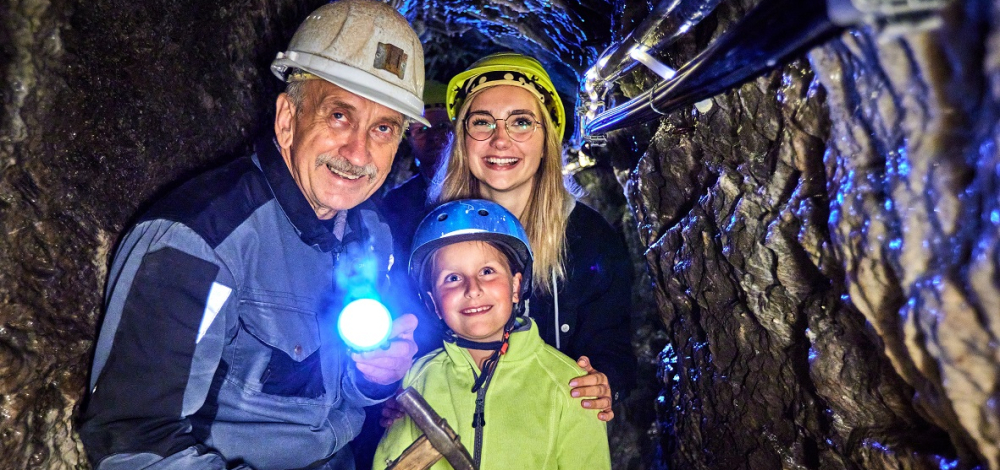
[472,365,497,468]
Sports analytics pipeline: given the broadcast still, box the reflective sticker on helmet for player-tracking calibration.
[374,42,407,80]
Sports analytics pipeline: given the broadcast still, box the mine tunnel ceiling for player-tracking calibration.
[399,0,621,119]
[400,0,955,143]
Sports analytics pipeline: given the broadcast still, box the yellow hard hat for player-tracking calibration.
[423,80,448,110]
[446,52,565,141]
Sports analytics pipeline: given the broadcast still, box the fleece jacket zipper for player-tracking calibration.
[472,366,497,468]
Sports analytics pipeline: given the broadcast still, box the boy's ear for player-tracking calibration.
[511,272,523,304]
[423,291,441,319]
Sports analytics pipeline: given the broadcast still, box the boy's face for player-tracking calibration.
[428,240,522,343]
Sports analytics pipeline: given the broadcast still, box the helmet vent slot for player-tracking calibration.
[478,209,489,216]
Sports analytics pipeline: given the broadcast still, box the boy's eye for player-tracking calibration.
[444,273,461,282]
[481,267,496,275]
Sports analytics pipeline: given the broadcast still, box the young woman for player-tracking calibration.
[432,52,636,418]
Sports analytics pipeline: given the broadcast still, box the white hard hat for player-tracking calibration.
[271,0,430,126]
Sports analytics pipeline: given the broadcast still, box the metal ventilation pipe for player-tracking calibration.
[574,0,723,146]
[582,0,950,138]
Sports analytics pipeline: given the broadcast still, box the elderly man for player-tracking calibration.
[79,2,427,469]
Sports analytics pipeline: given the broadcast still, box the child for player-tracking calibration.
[373,199,611,470]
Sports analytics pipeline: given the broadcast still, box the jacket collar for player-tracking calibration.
[443,318,541,369]
[254,134,352,252]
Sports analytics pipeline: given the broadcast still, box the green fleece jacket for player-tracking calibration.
[373,320,611,470]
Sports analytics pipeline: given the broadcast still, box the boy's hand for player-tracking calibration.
[568,356,615,422]
[352,314,419,385]
[380,393,406,428]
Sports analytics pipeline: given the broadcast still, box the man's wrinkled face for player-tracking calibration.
[275,80,405,219]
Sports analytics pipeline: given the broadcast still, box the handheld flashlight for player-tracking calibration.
[337,298,392,351]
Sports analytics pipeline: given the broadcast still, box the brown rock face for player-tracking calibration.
[601,0,995,468]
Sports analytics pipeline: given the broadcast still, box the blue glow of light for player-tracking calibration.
[896,145,910,177]
[889,239,901,250]
[938,458,958,470]
[991,210,1000,225]
[869,441,889,452]
[338,299,392,351]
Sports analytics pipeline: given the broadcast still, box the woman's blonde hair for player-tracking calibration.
[431,87,573,296]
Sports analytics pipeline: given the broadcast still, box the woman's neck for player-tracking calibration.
[480,185,531,220]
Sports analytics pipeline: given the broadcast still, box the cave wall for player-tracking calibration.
[2,0,998,469]
[595,0,998,468]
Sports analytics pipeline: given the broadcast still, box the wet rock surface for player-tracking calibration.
[2,0,998,469]
[608,0,995,468]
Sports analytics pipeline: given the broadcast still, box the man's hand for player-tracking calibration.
[568,356,614,422]
[351,313,418,385]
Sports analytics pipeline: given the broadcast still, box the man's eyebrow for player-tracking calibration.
[322,99,357,113]
[384,114,406,128]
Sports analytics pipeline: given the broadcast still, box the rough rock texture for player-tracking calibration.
[604,0,997,468]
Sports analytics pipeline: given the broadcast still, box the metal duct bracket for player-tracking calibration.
[829,0,950,36]
[581,0,955,137]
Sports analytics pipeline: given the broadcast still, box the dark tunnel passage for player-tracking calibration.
[3,0,1000,469]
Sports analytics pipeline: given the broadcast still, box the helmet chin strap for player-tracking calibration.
[443,303,526,392]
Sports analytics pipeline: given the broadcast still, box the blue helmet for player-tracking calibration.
[409,199,533,302]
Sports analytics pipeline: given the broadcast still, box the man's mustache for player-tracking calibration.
[317,154,378,183]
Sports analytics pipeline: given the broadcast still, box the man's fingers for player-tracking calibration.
[389,313,418,341]
[577,355,593,372]
[597,410,615,422]
[353,362,397,384]
[353,337,417,363]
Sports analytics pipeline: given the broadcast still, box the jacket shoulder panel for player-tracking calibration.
[142,157,273,249]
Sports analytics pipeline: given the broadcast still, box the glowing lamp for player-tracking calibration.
[337,298,392,351]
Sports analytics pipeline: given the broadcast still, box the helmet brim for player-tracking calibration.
[273,53,431,127]
[409,231,533,302]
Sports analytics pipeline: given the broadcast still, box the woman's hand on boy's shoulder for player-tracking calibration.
[568,356,614,422]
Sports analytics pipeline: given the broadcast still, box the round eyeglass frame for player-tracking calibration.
[463,112,541,142]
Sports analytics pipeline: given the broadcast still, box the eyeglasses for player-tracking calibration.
[464,112,540,142]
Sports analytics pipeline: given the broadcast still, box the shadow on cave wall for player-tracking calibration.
[2,0,1000,469]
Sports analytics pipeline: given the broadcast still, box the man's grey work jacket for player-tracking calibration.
[79,135,397,470]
